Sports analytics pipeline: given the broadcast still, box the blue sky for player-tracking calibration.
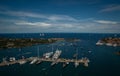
[0,0,120,33]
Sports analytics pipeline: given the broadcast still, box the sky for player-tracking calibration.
[0,0,120,33]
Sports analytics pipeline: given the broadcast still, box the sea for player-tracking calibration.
[0,33,120,76]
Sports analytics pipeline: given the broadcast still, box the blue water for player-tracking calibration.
[0,33,120,76]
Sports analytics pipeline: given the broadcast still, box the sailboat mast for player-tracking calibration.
[52,44,53,52]
[37,47,39,58]
[76,48,78,60]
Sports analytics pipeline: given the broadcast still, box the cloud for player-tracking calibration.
[0,10,48,19]
[48,15,77,21]
[0,9,77,21]
[94,20,118,24]
[0,18,120,33]
[14,21,51,27]
[100,5,120,12]
[0,9,120,33]
[1,17,119,33]
[53,0,100,6]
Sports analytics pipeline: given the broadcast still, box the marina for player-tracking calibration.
[0,57,90,67]
[0,48,90,67]
[0,45,90,68]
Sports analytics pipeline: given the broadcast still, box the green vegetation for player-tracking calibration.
[0,38,57,49]
[0,37,80,49]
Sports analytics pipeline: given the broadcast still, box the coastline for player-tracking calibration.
[0,38,57,49]
[0,37,80,49]
[96,37,120,47]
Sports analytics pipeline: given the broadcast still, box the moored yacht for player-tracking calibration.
[74,61,79,68]
[52,49,62,60]
[19,60,27,65]
[43,52,53,59]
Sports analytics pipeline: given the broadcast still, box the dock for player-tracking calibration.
[0,57,90,67]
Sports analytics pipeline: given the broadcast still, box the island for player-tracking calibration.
[96,37,120,47]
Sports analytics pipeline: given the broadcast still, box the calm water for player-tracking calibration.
[0,33,120,76]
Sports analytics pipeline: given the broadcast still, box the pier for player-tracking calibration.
[0,57,90,67]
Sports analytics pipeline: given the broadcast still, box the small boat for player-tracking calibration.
[63,62,69,68]
[43,52,53,59]
[19,60,27,65]
[51,62,56,66]
[2,57,7,63]
[51,61,57,66]
[84,62,88,67]
[36,60,42,64]
[30,58,38,64]
[74,61,79,68]
[9,57,16,62]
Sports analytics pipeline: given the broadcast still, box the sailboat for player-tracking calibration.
[43,44,54,59]
[63,62,69,68]
[74,48,79,68]
[75,61,79,68]
[43,52,53,58]
[19,56,27,65]
[30,47,40,64]
[19,60,27,65]
[36,47,42,64]
[30,58,38,64]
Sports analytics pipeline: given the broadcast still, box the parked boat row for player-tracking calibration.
[0,56,90,68]
[0,46,90,68]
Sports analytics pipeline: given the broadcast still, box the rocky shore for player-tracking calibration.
[96,37,120,47]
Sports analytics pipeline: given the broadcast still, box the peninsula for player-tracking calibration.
[0,38,60,49]
[0,38,80,49]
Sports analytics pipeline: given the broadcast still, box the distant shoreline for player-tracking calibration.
[0,37,80,49]
[0,32,120,34]
[0,38,59,49]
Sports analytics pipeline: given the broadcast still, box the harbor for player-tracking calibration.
[0,33,120,76]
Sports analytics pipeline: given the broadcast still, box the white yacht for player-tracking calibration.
[43,52,53,58]
[9,57,16,62]
[74,61,79,68]
[30,58,38,64]
[19,60,27,65]
[52,49,62,60]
